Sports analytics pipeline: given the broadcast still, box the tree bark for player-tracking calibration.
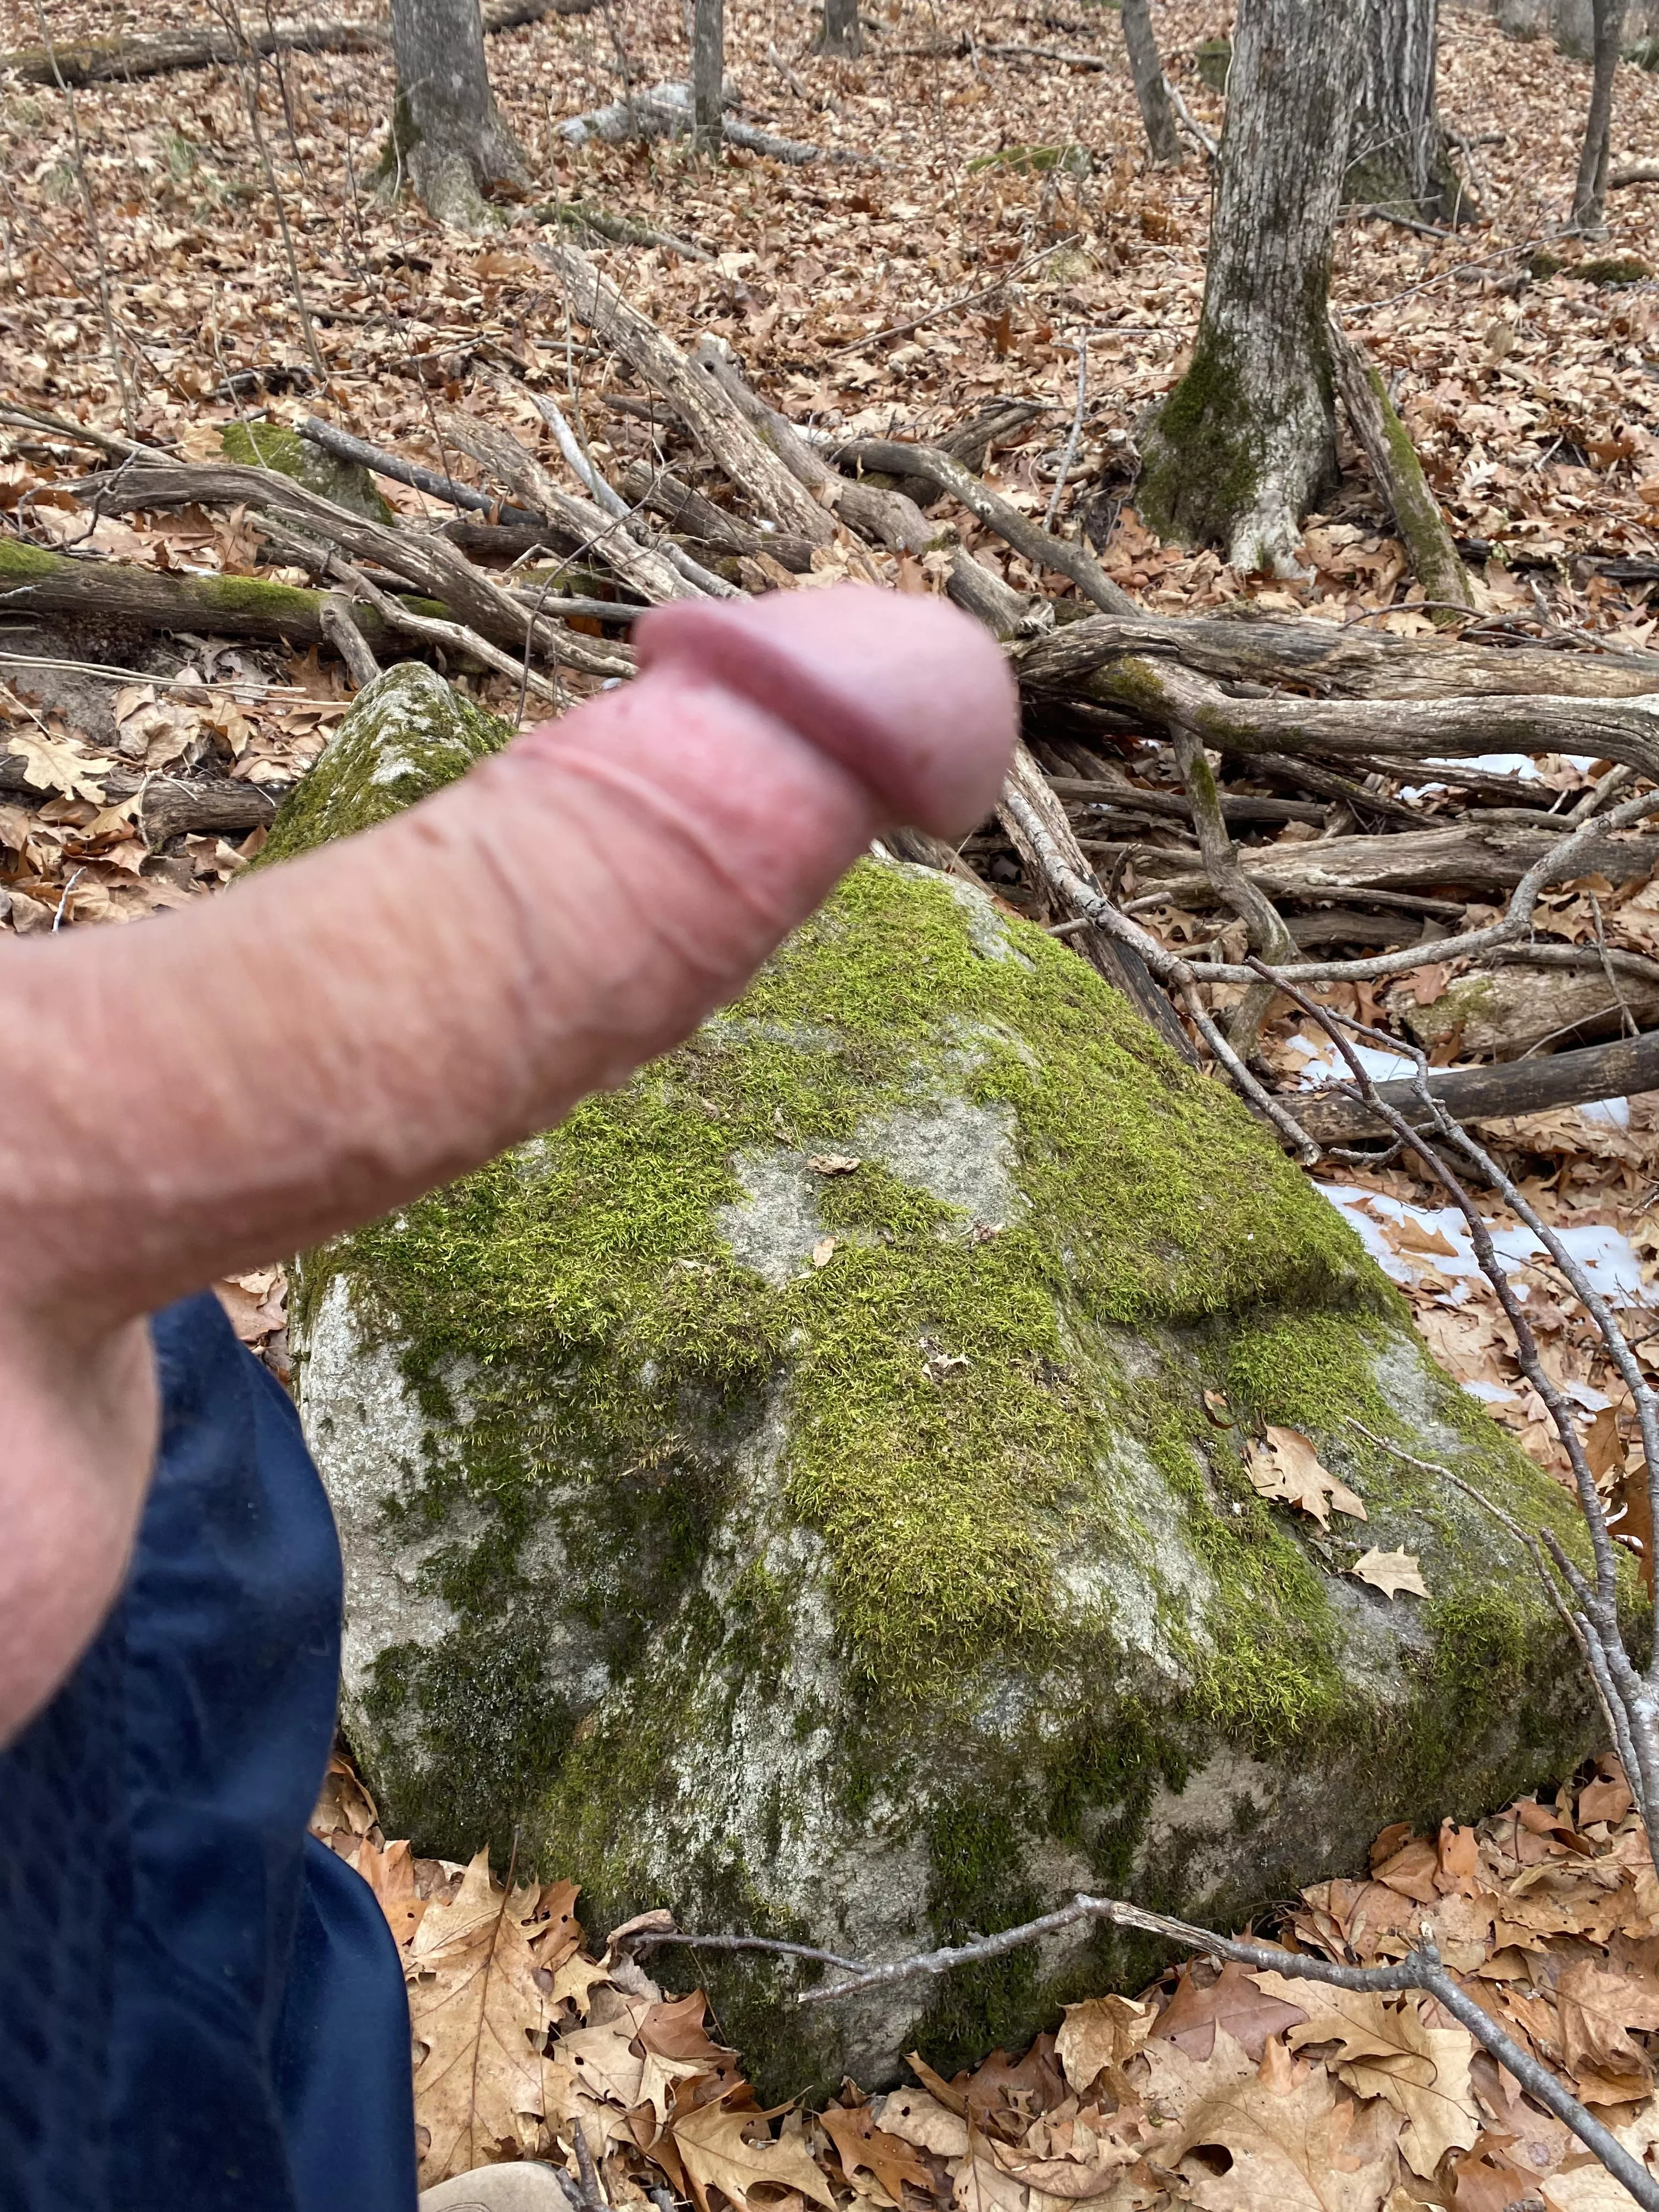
[383,0,527,227]
[817,0,864,58]
[692,0,725,148]
[1291,1024,1659,1143]
[1347,0,1474,223]
[1136,0,1363,575]
[1573,0,1631,230]
[1119,0,1182,165]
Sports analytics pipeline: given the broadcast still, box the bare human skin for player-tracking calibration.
[0,587,1017,1746]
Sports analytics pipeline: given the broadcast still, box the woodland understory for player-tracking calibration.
[21,0,1659,2202]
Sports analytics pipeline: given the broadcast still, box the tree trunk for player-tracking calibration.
[1573,0,1630,229]
[1119,0,1182,165]
[1347,0,1475,223]
[692,0,724,147]
[383,0,527,227]
[1136,0,1362,576]
[817,0,863,58]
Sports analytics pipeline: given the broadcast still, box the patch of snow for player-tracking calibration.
[1294,1038,1420,1091]
[1318,1182,1654,1310]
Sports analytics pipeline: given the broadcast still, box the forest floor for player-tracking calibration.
[11,0,1659,2199]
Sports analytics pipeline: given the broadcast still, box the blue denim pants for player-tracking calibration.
[0,1293,419,2212]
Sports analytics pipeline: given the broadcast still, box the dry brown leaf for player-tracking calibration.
[808,1154,861,1175]
[1252,1977,1480,2177]
[1351,1549,1430,1600]
[672,2096,839,2212]
[1158,2030,1401,2212]
[1054,1993,1156,2092]
[1242,1427,1367,1530]
[819,2101,934,2202]
[1155,1962,1310,2063]
[407,1848,556,2185]
[6,729,115,804]
[877,2086,970,2159]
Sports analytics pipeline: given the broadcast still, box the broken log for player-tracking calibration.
[1291,1026,1659,1142]
[1328,317,1475,620]
[836,436,1136,615]
[0,753,276,840]
[1016,610,1659,702]
[1133,820,1659,902]
[0,0,593,88]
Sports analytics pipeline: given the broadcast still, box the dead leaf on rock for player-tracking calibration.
[1244,1427,1368,1530]
[1351,1549,1430,1600]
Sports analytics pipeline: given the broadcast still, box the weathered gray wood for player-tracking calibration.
[1136,0,1363,573]
[1573,0,1630,229]
[817,0,863,56]
[837,437,1136,612]
[692,0,725,146]
[0,0,589,87]
[1349,0,1471,222]
[1328,317,1475,617]
[1119,0,1182,163]
[1293,1025,1659,1141]
[1137,820,1659,902]
[535,241,836,544]
[1016,608,1659,701]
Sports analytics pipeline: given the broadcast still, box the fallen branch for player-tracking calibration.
[1290,1022,1659,1142]
[691,338,936,556]
[554,80,868,165]
[836,436,1136,614]
[1034,646,1659,786]
[1328,316,1475,620]
[1015,607,1659,702]
[0,0,593,87]
[533,240,836,545]
[998,743,1198,1060]
[300,417,548,529]
[1170,723,1298,1054]
[1262,965,1659,1848]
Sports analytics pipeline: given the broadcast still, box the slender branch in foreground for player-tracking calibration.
[637,1887,1659,2210]
[1108,782,1659,990]
[1348,1419,1647,1793]
[1250,957,1659,1838]
[998,782,1319,1160]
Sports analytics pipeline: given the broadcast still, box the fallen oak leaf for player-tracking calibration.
[672,2094,839,2212]
[1054,1992,1157,2092]
[1244,1426,1368,1530]
[1154,1961,1310,2064]
[6,729,117,804]
[1251,1976,1479,2177]
[1156,2030,1402,2212]
[819,2100,934,2202]
[1351,1549,1430,1600]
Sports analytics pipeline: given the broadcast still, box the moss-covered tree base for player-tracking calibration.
[275,670,1618,2095]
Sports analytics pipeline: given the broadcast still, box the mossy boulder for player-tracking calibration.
[285,670,1610,2092]
[221,419,395,523]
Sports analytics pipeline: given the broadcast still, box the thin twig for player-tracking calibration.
[1042,337,1088,535]
[819,234,1080,362]
[764,1887,1659,2207]
[29,0,136,435]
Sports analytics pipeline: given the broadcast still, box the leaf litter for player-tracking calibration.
[312,1750,1659,2207]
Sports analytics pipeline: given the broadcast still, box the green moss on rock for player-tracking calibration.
[286,669,1614,2096]
[259,662,509,865]
[221,419,395,523]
